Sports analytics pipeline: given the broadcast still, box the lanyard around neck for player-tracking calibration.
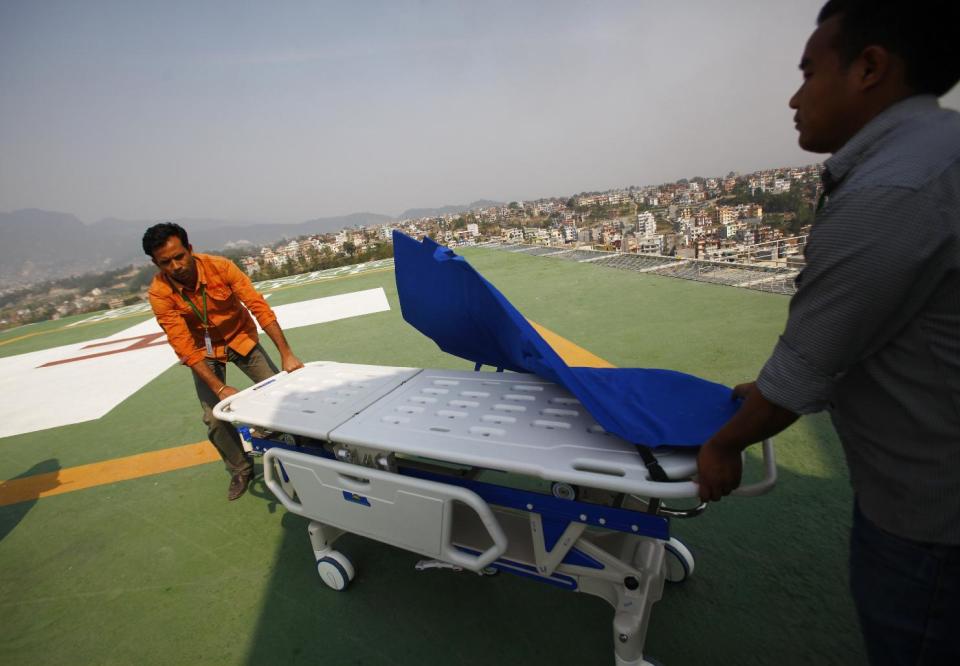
[180,285,209,328]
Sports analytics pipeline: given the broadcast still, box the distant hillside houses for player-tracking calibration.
[216,168,811,281]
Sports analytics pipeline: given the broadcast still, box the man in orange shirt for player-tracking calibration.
[143,222,304,500]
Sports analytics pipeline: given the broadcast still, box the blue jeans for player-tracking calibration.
[850,501,960,665]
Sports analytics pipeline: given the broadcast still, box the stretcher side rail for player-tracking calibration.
[263,447,509,571]
[238,428,775,518]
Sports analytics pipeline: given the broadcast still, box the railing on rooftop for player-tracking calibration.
[700,235,807,268]
[486,242,800,296]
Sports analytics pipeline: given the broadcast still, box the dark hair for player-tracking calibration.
[817,0,960,96]
[142,222,189,258]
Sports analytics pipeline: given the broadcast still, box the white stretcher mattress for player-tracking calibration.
[214,362,420,440]
[214,361,700,497]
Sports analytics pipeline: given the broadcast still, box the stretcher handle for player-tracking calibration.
[438,488,509,572]
[730,437,777,497]
[626,437,777,500]
[262,447,304,512]
[212,371,289,422]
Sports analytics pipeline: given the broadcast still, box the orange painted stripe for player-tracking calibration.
[529,320,615,368]
[0,441,220,507]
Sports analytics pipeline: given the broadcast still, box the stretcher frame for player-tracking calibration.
[214,361,776,665]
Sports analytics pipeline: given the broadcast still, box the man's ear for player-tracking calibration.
[151,256,158,267]
[857,45,893,91]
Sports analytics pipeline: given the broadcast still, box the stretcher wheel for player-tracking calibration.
[316,551,355,591]
[551,482,578,500]
[664,537,694,583]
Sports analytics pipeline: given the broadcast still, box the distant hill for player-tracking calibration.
[0,209,393,287]
[0,210,120,287]
[399,200,503,219]
[0,199,497,287]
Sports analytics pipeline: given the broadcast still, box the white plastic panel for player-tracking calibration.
[330,368,700,497]
[264,448,508,571]
[213,361,421,440]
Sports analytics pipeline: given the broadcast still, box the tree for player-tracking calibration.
[792,205,814,234]
[301,245,321,272]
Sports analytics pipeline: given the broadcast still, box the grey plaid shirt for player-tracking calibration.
[756,95,960,544]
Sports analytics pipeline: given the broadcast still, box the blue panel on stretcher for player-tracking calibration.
[393,231,740,448]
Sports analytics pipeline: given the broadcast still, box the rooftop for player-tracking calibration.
[0,247,863,665]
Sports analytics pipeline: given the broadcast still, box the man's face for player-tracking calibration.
[789,16,863,154]
[151,235,197,286]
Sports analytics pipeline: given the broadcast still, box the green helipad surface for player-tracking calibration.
[0,248,865,665]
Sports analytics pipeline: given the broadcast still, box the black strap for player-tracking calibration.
[637,446,670,482]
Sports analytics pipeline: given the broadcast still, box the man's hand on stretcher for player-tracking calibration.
[217,352,304,399]
[190,345,304,403]
[279,351,304,373]
[211,352,303,400]
[217,354,303,399]
[697,382,798,502]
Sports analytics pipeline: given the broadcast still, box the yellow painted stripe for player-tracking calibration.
[0,330,47,346]
[529,320,615,368]
[0,441,220,507]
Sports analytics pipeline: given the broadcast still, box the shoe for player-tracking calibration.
[228,469,253,501]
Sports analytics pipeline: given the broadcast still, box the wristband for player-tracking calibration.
[216,385,228,397]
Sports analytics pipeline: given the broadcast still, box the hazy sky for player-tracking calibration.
[2,1,958,223]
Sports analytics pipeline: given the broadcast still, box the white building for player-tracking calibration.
[638,234,665,255]
[502,227,523,242]
[523,227,549,243]
[636,211,657,238]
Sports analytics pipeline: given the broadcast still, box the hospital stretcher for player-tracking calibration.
[214,361,777,666]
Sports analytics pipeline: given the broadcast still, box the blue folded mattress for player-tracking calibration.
[393,231,739,448]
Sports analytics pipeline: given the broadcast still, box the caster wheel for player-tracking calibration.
[551,482,578,500]
[664,537,694,583]
[317,551,355,590]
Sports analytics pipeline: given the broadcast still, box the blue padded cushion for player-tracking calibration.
[393,231,739,448]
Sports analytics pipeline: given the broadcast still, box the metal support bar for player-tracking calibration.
[529,514,587,577]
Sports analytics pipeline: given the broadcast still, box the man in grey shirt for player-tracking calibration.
[696,1,959,663]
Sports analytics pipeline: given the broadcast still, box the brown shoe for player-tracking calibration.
[228,470,253,501]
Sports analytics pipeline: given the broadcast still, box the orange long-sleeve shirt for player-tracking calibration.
[148,253,277,367]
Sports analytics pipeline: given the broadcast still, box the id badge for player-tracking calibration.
[204,331,214,357]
